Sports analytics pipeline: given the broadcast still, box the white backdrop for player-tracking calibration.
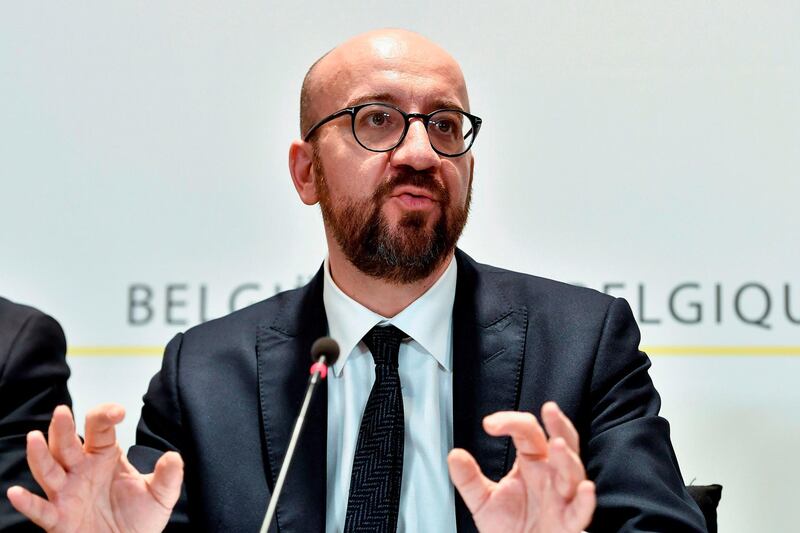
[2,2,799,532]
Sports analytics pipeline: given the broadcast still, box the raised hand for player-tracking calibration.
[6,404,183,533]
[448,402,596,533]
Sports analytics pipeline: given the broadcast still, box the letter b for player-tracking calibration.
[129,284,154,325]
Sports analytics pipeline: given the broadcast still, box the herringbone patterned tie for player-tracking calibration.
[344,325,406,533]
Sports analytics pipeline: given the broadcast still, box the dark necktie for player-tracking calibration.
[344,325,407,533]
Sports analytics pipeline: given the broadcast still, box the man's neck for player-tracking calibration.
[326,245,454,318]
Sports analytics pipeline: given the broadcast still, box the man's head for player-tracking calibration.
[289,29,476,284]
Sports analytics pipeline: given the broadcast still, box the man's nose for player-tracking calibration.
[389,119,441,171]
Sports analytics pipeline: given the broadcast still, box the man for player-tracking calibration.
[0,297,72,532]
[6,29,707,532]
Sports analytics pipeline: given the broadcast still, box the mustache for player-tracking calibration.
[374,170,448,202]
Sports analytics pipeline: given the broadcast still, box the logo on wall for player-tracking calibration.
[126,279,800,331]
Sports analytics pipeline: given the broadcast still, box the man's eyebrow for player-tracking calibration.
[429,98,467,112]
[346,93,399,107]
[345,93,467,112]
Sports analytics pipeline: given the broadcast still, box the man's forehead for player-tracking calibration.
[340,69,469,110]
[347,89,465,112]
[308,30,470,112]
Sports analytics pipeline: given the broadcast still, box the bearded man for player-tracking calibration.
[7,29,707,533]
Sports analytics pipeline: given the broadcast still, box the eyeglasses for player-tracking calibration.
[302,102,483,157]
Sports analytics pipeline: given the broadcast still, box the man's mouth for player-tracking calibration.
[393,193,436,209]
[390,186,439,203]
[387,186,439,210]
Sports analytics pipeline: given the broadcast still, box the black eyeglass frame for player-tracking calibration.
[302,102,483,158]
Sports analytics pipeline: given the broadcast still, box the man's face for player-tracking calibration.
[308,33,474,283]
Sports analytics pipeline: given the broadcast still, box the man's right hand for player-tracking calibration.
[6,404,183,533]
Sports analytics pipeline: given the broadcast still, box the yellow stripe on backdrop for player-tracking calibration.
[644,346,800,356]
[68,346,164,356]
[65,345,800,357]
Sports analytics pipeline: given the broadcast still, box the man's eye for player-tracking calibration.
[434,120,454,133]
[433,119,456,135]
[368,112,390,126]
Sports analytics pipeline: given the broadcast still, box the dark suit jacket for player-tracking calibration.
[0,297,72,532]
[129,250,707,532]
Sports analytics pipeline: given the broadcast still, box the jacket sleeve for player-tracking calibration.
[585,297,707,532]
[0,310,72,532]
[127,333,192,531]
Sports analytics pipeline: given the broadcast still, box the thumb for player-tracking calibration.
[448,448,493,515]
[146,451,184,510]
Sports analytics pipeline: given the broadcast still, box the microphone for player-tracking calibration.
[259,337,340,533]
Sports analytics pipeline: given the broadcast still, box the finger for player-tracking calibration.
[541,401,580,453]
[564,480,596,531]
[548,437,586,500]
[447,448,494,515]
[84,403,125,453]
[26,431,67,496]
[146,451,184,510]
[48,405,84,470]
[6,485,59,530]
[483,411,548,459]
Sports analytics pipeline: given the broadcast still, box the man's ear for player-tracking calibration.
[469,154,475,188]
[288,139,319,205]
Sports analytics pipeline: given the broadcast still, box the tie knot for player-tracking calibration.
[363,325,407,367]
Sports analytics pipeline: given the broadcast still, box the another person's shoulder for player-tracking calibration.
[0,296,63,333]
[0,296,40,320]
[0,296,67,368]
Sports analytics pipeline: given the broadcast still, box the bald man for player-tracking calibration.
[7,30,706,532]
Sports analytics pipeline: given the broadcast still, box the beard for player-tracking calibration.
[313,151,471,284]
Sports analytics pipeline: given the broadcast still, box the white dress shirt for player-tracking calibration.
[324,256,458,533]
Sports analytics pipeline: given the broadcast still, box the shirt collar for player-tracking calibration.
[322,255,457,376]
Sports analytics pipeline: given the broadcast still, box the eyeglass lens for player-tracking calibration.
[354,104,474,155]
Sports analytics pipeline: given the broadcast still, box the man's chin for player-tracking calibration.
[384,204,441,231]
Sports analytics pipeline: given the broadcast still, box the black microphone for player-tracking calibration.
[259,337,340,533]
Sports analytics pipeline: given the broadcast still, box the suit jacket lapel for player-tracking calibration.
[256,267,328,532]
[452,250,529,531]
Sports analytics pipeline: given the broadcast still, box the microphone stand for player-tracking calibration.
[259,355,329,533]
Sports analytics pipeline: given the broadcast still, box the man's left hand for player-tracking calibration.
[448,402,596,533]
